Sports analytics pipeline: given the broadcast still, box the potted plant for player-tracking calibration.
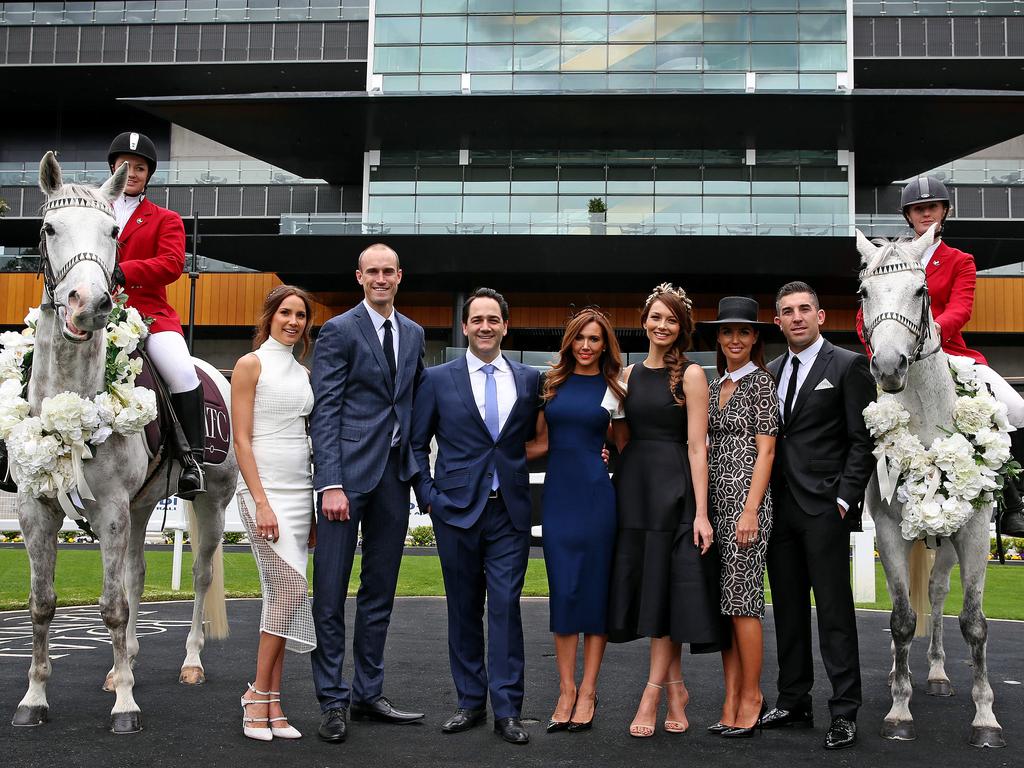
[588,197,607,235]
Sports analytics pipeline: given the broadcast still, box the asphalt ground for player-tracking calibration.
[1,597,1022,768]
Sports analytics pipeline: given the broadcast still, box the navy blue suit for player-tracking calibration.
[411,355,540,718]
[309,302,424,713]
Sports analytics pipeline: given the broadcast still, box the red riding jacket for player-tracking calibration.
[856,240,986,365]
[116,197,186,336]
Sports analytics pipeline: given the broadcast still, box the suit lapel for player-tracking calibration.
[394,311,414,394]
[496,361,528,441]
[354,304,394,396]
[451,356,491,439]
[767,354,785,383]
[926,240,948,279]
[787,339,833,425]
[117,197,152,245]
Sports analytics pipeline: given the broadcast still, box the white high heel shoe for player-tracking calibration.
[267,691,302,739]
[240,682,276,742]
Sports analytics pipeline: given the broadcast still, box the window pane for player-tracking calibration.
[655,196,702,213]
[563,15,608,43]
[420,46,466,72]
[655,73,702,88]
[800,165,848,194]
[468,44,514,71]
[751,43,797,69]
[374,46,420,72]
[515,15,561,42]
[751,0,796,7]
[515,44,560,71]
[417,166,464,193]
[800,196,847,214]
[704,14,749,42]
[369,166,417,194]
[608,167,655,194]
[464,167,510,195]
[468,16,515,43]
[376,17,421,45]
[608,43,656,70]
[704,0,748,9]
[562,44,608,70]
[703,196,750,213]
[608,73,655,88]
[755,73,799,89]
[422,16,467,44]
[752,166,799,194]
[416,195,463,213]
[513,73,559,90]
[799,14,846,42]
[752,196,799,213]
[702,73,747,88]
[610,0,656,9]
[703,43,748,70]
[470,74,514,90]
[607,195,654,218]
[511,195,558,212]
[656,0,701,8]
[657,43,702,70]
[798,73,837,89]
[609,15,656,42]
[376,0,421,13]
[798,43,845,71]
[564,0,609,9]
[512,167,558,193]
[559,167,606,194]
[657,15,702,41]
[382,75,421,91]
[704,167,750,193]
[751,14,797,41]
[469,0,513,10]
[799,0,844,9]
[464,196,511,214]
[561,72,610,88]
[419,74,463,90]
[422,0,468,11]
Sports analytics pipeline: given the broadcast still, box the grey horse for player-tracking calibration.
[11,152,238,734]
[856,225,1003,748]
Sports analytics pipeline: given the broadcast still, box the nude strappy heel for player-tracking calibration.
[240,682,275,742]
[266,690,302,739]
[629,682,662,738]
[663,680,689,733]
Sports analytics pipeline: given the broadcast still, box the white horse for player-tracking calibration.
[856,226,1003,748]
[11,152,238,733]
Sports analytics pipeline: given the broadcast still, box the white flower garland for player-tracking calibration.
[863,358,1020,541]
[0,296,158,499]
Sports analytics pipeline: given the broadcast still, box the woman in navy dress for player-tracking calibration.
[527,307,624,733]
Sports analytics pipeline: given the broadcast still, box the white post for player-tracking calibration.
[171,528,184,592]
[852,528,876,603]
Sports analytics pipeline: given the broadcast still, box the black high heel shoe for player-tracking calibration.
[547,691,577,733]
[722,699,768,739]
[707,721,732,735]
[568,695,598,732]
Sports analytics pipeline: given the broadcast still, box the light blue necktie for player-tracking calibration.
[482,363,499,491]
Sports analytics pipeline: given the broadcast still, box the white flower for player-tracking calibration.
[0,380,30,440]
[991,401,1011,432]
[40,392,100,446]
[113,387,157,435]
[948,355,980,392]
[953,393,999,436]
[0,331,33,351]
[107,324,136,352]
[973,428,1012,470]
[90,424,113,445]
[23,307,41,329]
[931,433,975,474]
[0,348,23,383]
[123,307,149,340]
[863,395,910,438]
[126,357,143,379]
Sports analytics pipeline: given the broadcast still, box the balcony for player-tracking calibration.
[0,1,369,25]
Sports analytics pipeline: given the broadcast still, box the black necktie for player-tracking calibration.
[783,356,800,423]
[382,318,397,384]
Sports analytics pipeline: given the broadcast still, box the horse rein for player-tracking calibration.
[37,196,118,312]
[859,254,942,364]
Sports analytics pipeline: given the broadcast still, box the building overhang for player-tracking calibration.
[123,88,1024,187]
[854,58,1024,91]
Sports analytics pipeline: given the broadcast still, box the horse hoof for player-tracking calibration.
[179,666,205,685]
[110,712,143,734]
[12,705,48,727]
[926,679,954,697]
[102,673,115,693]
[969,726,1005,748]
[880,720,916,741]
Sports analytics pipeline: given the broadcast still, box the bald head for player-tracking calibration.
[358,243,400,271]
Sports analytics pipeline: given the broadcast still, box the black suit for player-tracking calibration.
[766,337,875,721]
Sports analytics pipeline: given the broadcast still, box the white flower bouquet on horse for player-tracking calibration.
[0,293,157,503]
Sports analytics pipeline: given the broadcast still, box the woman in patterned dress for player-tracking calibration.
[232,285,318,741]
[698,297,779,738]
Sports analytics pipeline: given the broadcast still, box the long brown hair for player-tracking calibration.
[714,324,768,377]
[641,283,695,406]
[543,308,625,404]
[253,284,314,361]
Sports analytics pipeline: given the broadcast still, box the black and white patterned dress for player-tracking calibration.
[707,364,779,619]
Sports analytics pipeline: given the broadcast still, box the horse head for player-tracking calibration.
[855,224,938,393]
[37,151,128,342]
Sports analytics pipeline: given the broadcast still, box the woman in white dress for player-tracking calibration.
[232,285,317,741]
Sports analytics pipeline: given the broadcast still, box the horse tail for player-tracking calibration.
[186,500,229,640]
[909,539,934,638]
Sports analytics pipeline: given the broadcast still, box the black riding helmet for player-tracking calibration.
[900,175,951,231]
[107,131,158,178]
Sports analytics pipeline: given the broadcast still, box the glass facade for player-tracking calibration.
[372,2,849,92]
[365,149,850,235]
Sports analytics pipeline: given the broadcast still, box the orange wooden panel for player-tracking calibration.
[966,278,1024,333]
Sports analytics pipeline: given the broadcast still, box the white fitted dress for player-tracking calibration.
[236,336,316,653]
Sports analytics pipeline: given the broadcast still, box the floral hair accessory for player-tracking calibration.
[645,282,693,313]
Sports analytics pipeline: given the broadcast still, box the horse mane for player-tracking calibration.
[863,236,919,275]
[38,181,109,212]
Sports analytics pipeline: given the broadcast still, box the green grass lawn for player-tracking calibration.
[0,548,1022,620]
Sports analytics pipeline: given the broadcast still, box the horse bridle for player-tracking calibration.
[37,196,118,312]
[859,252,941,363]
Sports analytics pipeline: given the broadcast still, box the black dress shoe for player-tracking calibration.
[318,708,348,743]
[441,707,487,734]
[567,695,598,732]
[494,717,530,745]
[823,716,857,750]
[707,721,732,735]
[350,695,424,724]
[759,706,814,729]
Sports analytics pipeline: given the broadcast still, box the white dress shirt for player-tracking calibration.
[363,299,401,447]
[776,334,848,511]
[465,350,517,434]
[721,360,758,383]
[920,240,940,269]
[113,193,143,232]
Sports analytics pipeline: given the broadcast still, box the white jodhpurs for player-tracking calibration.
[146,331,200,394]
[976,364,1024,429]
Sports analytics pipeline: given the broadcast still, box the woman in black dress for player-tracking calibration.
[606,283,722,738]
[698,297,779,739]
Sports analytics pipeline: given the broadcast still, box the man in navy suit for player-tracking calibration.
[310,243,426,743]
[411,287,541,745]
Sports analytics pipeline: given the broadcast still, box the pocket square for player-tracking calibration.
[813,378,834,391]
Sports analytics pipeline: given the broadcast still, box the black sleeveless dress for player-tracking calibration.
[606,363,724,652]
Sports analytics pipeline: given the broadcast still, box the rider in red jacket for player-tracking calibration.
[108,132,205,499]
[857,175,1024,533]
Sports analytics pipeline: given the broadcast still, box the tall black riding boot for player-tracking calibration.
[1000,429,1024,538]
[170,384,207,500]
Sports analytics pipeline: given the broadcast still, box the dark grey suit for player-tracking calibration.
[766,338,875,721]
[309,302,424,712]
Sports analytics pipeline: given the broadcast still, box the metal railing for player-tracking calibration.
[853,14,1024,57]
[0,1,369,25]
[854,0,1024,14]
[0,160,324,187]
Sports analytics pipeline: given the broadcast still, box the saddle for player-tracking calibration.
[135,355,231,466]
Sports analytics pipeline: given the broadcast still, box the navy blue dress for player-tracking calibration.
[541,373,617,635]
